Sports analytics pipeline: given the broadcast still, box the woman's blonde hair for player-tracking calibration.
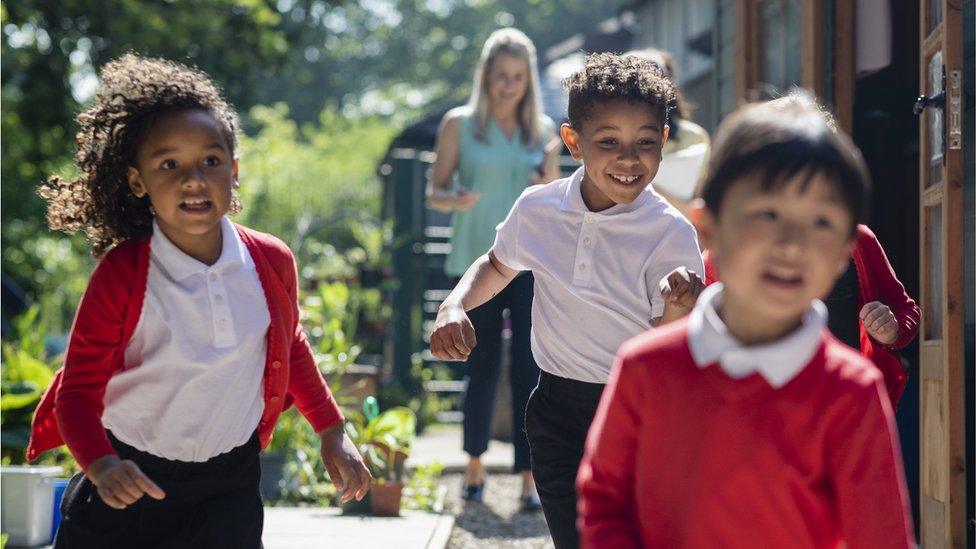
[467,27,546,146]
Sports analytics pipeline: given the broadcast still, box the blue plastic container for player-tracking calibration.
[50,477,71,541]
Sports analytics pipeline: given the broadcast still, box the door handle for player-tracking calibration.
[913,91,945,116]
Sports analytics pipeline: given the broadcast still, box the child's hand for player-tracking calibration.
[860,301,898,345]
[430,304,477,361]
[320,424,371,503]
[87,454,166,509]
[659,267,705,316]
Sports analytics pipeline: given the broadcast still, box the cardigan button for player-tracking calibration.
[259,420,267,427]
[271,360,282,369]
[270,396,279,403]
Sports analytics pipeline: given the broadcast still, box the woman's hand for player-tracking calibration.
[320,423,371,503]
[453,187,481,211]
[427,186,480,212]
[87,454,166,509]
[860,301,898,345]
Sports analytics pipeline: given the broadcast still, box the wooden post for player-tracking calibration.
[832,0,855,134]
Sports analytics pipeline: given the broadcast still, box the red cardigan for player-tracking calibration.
[702,224,919,406]
[27,224,343,470]
[578,320,915,548]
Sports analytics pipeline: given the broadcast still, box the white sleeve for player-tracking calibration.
[491,200,527,272]
[645,217,705,318]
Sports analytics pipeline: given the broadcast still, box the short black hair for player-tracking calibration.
[563,52,675,130]
[698,91,871,229]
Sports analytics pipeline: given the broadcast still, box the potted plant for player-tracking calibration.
[342,400,416,516]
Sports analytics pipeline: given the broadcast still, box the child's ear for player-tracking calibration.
[662,124,670,146]
[690,199,714,250]
[231,157,240,189]
[126,167,147,198]
[560,123,583,161]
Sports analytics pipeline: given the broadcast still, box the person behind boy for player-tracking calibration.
[27,54,370,548]
[577,93,914,548]
[430,53,705,549]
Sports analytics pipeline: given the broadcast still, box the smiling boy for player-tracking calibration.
[429,53,704,548]
[577,94,914,548]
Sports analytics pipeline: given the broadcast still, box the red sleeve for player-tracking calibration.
[55,253,127,470]
[857,226,919,351]
[281,249,343,433]
[577,347,643,549]
[828,376,915,548]
[702,249,719,286]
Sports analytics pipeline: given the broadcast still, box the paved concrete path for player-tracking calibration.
[263,508,455,549]
[407,424,514,474]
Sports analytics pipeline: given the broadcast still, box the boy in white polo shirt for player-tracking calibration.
[429,53,704,548]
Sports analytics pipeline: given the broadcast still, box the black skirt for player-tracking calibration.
[54,431,263,549]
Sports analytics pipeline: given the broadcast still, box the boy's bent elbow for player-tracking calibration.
[487,252,517,280]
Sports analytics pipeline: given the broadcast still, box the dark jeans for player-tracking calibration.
[55,432,263,549]
[461,272,539,472]
[524,371,606,549]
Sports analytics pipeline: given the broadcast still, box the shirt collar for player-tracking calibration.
[687,283,827,389]
[150,217,246,281]
[559,166,650,216]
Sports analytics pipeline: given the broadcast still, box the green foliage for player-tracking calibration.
[235,104,395,248]
[1,306,57,457]
[0,306,78,474]
[1,0,289,226]
[343,404,417,483]
[2,222,94,335]
[402,461,446,512]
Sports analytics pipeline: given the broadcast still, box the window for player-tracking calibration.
[756,0,802,98]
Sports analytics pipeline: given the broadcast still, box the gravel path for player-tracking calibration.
[444,473,555,549]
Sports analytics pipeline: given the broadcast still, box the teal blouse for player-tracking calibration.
[445,110,553,276]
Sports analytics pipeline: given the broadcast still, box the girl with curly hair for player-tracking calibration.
[28,53,369,548]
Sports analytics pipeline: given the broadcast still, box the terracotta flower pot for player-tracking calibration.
[370,482,404,517]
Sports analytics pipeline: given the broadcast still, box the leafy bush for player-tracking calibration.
[236,104,396,249]
[343,402,417,484]
[403,461,446,512]
[0,306,78,473]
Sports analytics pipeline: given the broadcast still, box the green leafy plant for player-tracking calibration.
[1,306,56,460]
[402,461,446,512]
[0,306,78,472]
[343,404,417,484]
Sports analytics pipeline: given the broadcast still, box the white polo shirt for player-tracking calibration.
[492,166,704,383]
[102,217,270,462]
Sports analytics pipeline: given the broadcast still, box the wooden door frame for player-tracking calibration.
[917,0,966,546]
[733,0,854,132]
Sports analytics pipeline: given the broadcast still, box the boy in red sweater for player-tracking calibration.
[577,92,915,548]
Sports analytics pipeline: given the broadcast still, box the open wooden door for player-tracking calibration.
[915,0,966,547]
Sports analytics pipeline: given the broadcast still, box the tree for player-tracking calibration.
[1,0,627,305]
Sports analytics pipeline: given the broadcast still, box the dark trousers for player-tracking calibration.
[55,432,263,549]
[461,272,539,472]
[524,371,606,549]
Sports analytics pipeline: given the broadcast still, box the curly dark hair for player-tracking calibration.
[39,53,239,257]
[563,52,676,131]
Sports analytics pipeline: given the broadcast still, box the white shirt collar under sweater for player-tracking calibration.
[687,283,828,388]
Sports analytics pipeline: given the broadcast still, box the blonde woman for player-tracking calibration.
[427,27,558,511]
